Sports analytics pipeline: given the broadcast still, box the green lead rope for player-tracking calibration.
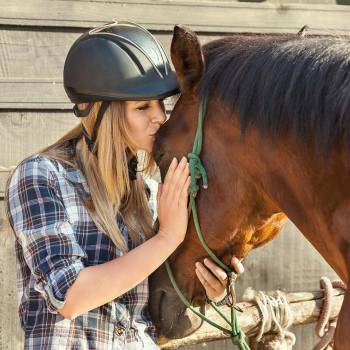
[164,95,251,349]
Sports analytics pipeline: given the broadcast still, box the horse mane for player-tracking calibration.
[199,34,350,154]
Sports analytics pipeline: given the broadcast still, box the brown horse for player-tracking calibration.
[150,26,350,348]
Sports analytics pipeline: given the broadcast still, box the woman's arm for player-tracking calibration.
[60,156,190,320]
[59,231,178,320]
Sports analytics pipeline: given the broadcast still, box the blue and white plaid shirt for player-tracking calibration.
[6,148,160,349]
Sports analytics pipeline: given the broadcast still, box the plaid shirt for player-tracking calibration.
[6,151,160,350]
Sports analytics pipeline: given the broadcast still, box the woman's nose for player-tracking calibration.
[152,105,166,125]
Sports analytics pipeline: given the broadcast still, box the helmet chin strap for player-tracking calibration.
[73,101,110,152]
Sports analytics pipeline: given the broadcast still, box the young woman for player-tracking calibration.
[5,21,244,349]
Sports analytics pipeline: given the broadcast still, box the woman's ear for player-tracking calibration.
[170,25,204,96]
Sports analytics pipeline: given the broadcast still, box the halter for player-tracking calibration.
[164,94,251,349]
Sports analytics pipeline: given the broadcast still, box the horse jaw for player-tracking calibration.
[149,265,203,339]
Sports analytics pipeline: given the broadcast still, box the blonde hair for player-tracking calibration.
[32,101,156,252]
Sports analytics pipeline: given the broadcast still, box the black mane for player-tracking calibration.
[200,34,350,154]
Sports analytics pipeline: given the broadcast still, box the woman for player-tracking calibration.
[5,21,244,349]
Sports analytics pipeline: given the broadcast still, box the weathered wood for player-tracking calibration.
[0,201,24,350]
[0,111,75,196]
[0,111,77,162]
[159,288,345,349]
[1,0,350,34]
[0,78,68,109]
[57,0,337,4]
[0,29,216,80]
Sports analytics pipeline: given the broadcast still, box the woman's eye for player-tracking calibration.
[137,105,149,110]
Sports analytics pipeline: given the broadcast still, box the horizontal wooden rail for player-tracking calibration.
[159,288,345,349]
[1,1,350,34]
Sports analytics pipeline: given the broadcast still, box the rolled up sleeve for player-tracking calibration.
[7,158,88,314]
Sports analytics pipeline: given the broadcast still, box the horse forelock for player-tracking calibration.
[199,34,350,157]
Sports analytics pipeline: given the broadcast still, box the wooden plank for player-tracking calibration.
[0,201,24,350]
[61,0,338,4]
[1,0,350,34]
[0,111,78,198]
[0,171,11,199]
[0,78,68,109]
[0,81,177,110]
[0,29,217,79]
[0,29,80,79]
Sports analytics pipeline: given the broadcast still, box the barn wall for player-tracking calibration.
[0,1,345,349]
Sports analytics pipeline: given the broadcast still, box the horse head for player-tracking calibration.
[150,25,286,340]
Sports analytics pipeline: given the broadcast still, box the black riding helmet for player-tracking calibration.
[63,20,180,153]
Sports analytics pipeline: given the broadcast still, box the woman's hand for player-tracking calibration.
[157,156,191,247]
[195,256,244,303]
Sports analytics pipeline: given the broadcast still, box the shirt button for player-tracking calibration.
[115,325,125,336]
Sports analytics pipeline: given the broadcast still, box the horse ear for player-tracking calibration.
[171,25,204,95]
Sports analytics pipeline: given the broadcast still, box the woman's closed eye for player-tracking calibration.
[137,104,149,111]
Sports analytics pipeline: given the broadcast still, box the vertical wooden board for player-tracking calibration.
[0,201,24,350]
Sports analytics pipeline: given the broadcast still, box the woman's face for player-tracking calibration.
[124,99,167,152]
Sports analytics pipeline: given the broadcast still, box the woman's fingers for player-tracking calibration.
[173,162,190,204]
[231,256,244,275]
[195,266,218,296]
[156,156,191,246]
[195,262,222,292]
[194,257,245,302]
[203,258,227,286]
[180,176,191,205]
[161,156,189,205]
[166,157,189,201]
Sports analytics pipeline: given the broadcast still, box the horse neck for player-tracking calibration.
[245,135,350,281]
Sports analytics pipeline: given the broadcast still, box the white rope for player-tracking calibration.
[243,288,296,350]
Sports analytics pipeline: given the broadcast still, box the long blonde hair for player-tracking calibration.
[37,101,156,252]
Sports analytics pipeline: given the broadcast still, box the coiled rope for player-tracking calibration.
[243,288,296,350]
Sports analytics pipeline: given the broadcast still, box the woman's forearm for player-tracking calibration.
[59,232,179,320]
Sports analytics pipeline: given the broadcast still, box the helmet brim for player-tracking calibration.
[66,70,180,103]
